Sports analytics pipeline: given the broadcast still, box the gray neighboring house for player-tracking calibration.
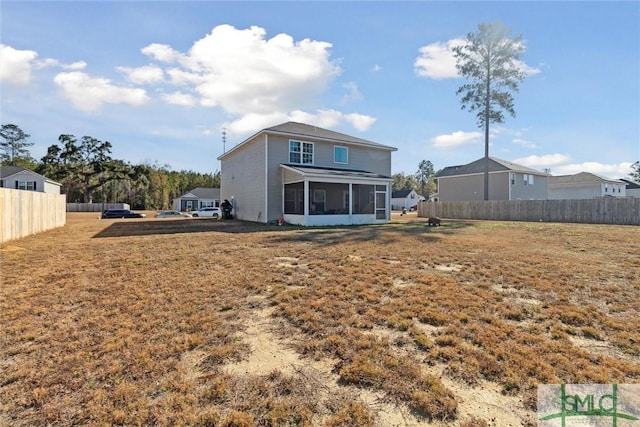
[0,165,62,194]
[548,172,626,199]
[218,121,397,226]
[620,179,640,198]
[434,157,549,201]
[173,187,220,211]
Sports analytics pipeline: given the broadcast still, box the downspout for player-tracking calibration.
[264,134,269,223]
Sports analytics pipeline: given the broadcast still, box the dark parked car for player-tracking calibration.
[101,209,146,219]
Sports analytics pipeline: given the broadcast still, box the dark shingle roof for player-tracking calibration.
[392,189,413,198]
[220,122,396,160]
[179,187,220,199]
[436,157,545,178]
[0,165,27,178]
[620,178,640,189]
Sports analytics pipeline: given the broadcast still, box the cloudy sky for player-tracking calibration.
[1,1,638,178]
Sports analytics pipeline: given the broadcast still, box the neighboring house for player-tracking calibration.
[620,179,640,198]
[173,187,221,211]
[435,157,549,201]
[218,121,397,226]
[391,189,424,210]
[548,172,626,199]
[0,165,61,195]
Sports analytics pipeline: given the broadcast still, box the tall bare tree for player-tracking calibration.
[453,22,527,200]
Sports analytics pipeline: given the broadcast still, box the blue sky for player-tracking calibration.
[1,1,638,179]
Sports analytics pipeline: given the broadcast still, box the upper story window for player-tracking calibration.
[334,146,348,164]
[289,140,313,164]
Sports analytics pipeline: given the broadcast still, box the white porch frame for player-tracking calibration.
[280,164,392,226]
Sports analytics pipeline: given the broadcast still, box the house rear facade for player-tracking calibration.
[218,122,397,226]
[173,187,221,211]
[434,157,549,201]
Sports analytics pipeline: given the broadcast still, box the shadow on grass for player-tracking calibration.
[93,218,471,244]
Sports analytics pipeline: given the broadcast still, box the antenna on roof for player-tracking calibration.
[222,128,227,153]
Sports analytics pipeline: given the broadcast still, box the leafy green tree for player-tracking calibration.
[392,172,418,192]
[0,124,36,166]
[630,161,640,183]
[415,160,435,198]
[453,22,527,200]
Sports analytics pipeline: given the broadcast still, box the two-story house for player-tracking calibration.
[548,172,627,199]
[218,122,397,226]
[434,157,549,201]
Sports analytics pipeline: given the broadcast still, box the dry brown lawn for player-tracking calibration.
[1,212,639,426]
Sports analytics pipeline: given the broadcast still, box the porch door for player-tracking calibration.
[375,186,387,220]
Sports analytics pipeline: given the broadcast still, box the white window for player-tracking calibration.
[334,146,348,164]
[17,181,36,191]
[511,173,516,185]
[523,174,534,186]
[289,140,313,164]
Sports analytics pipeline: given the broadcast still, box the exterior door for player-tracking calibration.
[375,186,387,220]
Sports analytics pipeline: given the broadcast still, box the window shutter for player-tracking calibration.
[0,180,3,187]
[15,181,19,189]
[33,181,37,191]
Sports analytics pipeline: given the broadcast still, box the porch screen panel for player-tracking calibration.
[352,184,374,214]
[309,182,348,214]
[284,182,304,214]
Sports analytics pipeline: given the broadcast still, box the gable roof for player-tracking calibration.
[549,172,624,185]
[177,187,220,199]
[0,165,61,185]
[620,178,640,189]
[436,157,546,178]
[392,189,413,198]
[219,121,396,160]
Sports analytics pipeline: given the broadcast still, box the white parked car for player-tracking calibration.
[191,207,221,218]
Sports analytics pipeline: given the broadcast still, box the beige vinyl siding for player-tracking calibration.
[438,172,510,201]
[511,174,549,200]
[220,136,267,222]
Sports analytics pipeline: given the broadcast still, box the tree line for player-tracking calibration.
[0,124,219,210]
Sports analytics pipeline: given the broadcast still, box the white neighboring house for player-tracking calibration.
[172,187,220,211]
[548,172,626,199]
[391,189,424,211]
[0,166,61,194]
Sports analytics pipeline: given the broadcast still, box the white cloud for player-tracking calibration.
[340,81,363,104]
[117,65,164,84]
[513,154,632,178]
[162,91,196,106]
[142,43,182,63]
[345,113,376,131]
[512,138,538,149]
[431,130,482,148]
[0,44,38,86]
[181,25,340,115]
[415,38,540,80]
[371,64,381,72]
[414,38,465,79]
[53,71,150,112]
[552,162,633,178]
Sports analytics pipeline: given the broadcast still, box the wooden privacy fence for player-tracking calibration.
[418,198,640,225]
[66,203,129,212]
[0,188,67,243]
